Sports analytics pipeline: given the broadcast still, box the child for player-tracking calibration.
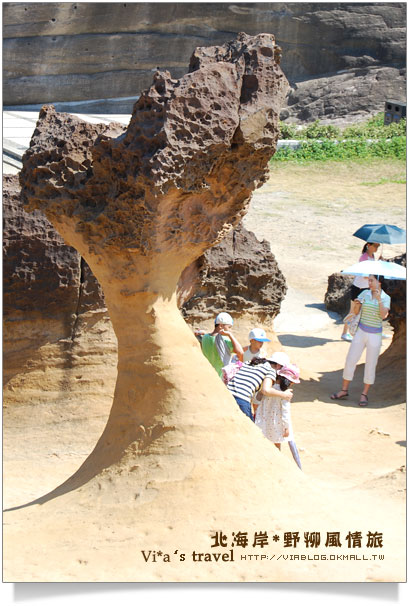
[196,312,243,378]
[242,328,271,362]
[255,364,302,468]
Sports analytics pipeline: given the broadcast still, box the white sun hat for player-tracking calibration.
[248,328,271,342]
[267,351,290,366]
[214,312,234,326]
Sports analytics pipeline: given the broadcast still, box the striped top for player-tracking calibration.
[227,362,277,402]
[357,289,391,333]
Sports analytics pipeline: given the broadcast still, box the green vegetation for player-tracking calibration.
[274,113,406,163]
[361,175,406,186]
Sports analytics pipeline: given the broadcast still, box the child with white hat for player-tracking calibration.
[198,312,244,378]
[243,327,271,362]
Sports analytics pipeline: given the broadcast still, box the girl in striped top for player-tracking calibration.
[227,354,293,421]
[331,274,391,406]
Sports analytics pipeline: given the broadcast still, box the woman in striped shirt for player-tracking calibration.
[227,353,293,421]
[331,274,390,406]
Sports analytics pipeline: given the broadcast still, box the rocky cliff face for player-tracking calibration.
[3,2,406,123]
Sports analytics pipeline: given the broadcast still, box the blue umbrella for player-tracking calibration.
[353,224,406,244]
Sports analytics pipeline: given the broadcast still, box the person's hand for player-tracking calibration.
[283,427,289,438]
[195,329,206,336]
[281,389,293,401]
[218,327,232,337]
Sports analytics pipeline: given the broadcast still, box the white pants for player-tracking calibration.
[343,327,382,385]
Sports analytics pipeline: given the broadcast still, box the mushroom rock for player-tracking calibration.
[10,34,403,582]
[3,173,285,405]
[19,30,289,493]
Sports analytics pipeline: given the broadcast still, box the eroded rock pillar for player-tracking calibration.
[20,33,289,493]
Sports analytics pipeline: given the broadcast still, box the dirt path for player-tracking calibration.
[244,158,406,298]
[244,157,406,553]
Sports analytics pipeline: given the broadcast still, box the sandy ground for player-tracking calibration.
[2,159,406,584]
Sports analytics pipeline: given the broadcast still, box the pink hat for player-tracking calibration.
[277,364,300,383]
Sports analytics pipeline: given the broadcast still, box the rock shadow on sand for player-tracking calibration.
[307,365,405,409]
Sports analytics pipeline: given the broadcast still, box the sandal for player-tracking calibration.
[330,389,349,400]
[358,393,369,406]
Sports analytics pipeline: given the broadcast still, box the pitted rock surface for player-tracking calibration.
[178,223,286,323]
[3,174,105,319]
[324,273,352,316]
[20,33,287,265]
[383,254,406,338]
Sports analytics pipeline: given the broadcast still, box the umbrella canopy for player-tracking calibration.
[341,259,406,280]
[353,223,406,244]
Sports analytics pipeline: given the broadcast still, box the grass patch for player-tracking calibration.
[274,113,406,163]
[361,175,406,186]
[272,137,406,163]
[279,113,406,140]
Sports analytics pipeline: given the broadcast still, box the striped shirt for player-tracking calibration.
[357,289,391,333]
[227,362,277,402]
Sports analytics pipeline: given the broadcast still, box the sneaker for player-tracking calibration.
[341,333,353,342]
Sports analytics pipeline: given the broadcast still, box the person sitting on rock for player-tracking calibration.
[198,312,244,378]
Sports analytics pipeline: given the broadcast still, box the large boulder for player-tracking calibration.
[324,272,352,315]
[282,66,407,124]
[178,223,286,323]
[3,174,116,405]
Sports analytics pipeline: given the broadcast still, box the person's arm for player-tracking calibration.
[281,399,292,437]
[261,377,293,400]
[375,291,389,320]
[219,329,244,360]
[352,299,362,315]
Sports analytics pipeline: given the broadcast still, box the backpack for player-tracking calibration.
[222,360,243,385]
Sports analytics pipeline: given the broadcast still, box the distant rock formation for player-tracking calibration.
[324,273,352,316]
[3,174,116,405]
[3,3,406,123]
[282,66,406,124]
